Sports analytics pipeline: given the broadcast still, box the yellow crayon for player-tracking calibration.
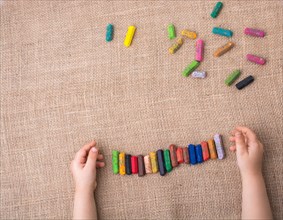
[124,26,136,47]
[119,152,126,175]
[169,38,183,54]
[149,152,159,173]
[181,30,197,39]
[208,139,218,159]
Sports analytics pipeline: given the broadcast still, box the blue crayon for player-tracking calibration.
[188,144,197,165]
[106,24,114,42]
[196,145,203,163]
[212,27,233,37]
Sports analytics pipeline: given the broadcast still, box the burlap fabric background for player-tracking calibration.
[1,0,283,219]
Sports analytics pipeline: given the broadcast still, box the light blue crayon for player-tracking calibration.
[212,27,233,37]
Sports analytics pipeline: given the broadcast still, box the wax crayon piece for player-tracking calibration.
[211,2,223,18]
[200,141,210,161]
[181,30,197,39]
[169,144,178,167]
[149,152,159,173]
[124,26,136,47]
[188,144,197,165]
[144,155,152,174]
[214,134,225,159]
[157,149,166,176]
[169,38,183,54]
[138,155,145,177]
[176,147,184,163]
[119,152,126,175]
[192,71,206,78]
[208,139,217,159]
[106,24,114,42]
[164,149,173,172]
[131,156,138,174]
[244,28,265,38]
[246,54,266,65]
[112,150,119,174]
[236,75,254,90]
[125,154,132,175]
[196,144,203,163]
[183,147,190,164]
[195,39,204,61]
[168,24,176,40]
[183,60,200,77]
[212,27,233,37]
[225,69,241,86]
[214,42,234,57]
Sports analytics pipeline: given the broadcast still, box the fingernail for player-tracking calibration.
[91,147,97,152]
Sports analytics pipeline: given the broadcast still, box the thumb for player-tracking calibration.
[235,131,248,156]
[85,147,98,172]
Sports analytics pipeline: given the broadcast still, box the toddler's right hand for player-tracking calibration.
[229,126,264,179]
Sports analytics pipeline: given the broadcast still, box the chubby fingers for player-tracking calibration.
[230,128,249,155]
[96,161,105,168]
[229,131,236,152]
[235,126,258,142]
[229,145,236,152]
[96,153,105,168]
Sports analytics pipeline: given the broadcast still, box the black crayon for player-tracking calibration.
[125,154,132,175]
[157,149,166,176]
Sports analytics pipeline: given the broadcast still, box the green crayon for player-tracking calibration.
[211,2,223,18]
[164,149,173,172]
[112,150,119,174]
[182,60,200,77]
[225,69,241,86]
[168,24,176,40]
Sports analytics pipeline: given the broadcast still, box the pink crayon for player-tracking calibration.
[244,28,265,38]
[195,39,204,62]
[246,54,266,65]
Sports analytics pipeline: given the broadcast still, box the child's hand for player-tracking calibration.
[229,126,264,179]
[70,141,105,193]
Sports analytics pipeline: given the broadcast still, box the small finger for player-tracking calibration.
[229,136,236,142]
[97,154,104,160]
[229,146,236,151]
[96,161,105,168]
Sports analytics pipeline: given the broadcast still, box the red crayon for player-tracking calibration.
[201,141,210,161]
[131,156,138,174]
[176,147,184,163]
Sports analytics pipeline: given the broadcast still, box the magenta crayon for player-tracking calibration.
[244,28,265,38]
[195,39,204,62]
[246,54,266,65]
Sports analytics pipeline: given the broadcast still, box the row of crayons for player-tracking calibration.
[112,134,225,177]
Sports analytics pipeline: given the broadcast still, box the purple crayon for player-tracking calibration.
[214,134,225,160]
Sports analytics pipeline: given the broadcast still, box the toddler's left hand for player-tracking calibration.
[70,141,105,193]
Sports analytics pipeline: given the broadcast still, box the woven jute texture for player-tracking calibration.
[1,0,283,219]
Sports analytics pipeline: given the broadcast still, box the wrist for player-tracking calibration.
[75,182,97,195]
[241,172,263,182]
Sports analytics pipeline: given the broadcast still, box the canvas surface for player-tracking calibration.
[1,0,283,219]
